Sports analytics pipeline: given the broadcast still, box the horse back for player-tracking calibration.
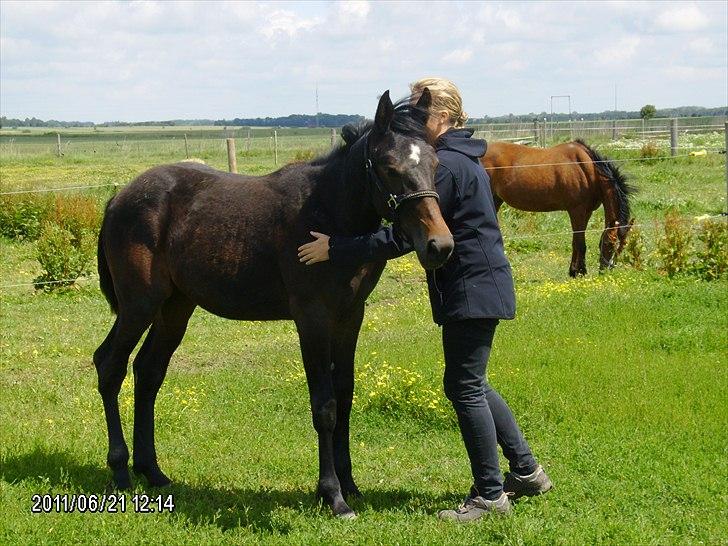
[481,142,601,212]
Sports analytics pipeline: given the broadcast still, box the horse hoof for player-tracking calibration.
[133,464,172,487]
[107,472,132,492]
[336,510,357,520]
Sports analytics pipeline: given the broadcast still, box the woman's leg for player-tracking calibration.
[442,318,503,500]
[483,386,538,475]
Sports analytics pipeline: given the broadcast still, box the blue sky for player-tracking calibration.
[1,0,726,122]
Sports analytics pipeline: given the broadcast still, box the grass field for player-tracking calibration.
[1,128,727,544]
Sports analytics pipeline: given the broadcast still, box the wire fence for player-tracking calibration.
[1,214,724,292]
[1,149,725,197]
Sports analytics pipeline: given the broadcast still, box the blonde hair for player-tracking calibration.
[410,77,468,128]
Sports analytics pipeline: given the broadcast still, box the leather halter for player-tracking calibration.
[361,135,439,216]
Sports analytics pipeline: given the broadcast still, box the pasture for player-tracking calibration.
[1,128,726,544]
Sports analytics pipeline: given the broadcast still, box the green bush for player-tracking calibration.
[0,194,55,240]
[656,211,692,277]
[33,222,96,290]
[0,194,101,242]
[692,219,728,281]
[622,226,647,269]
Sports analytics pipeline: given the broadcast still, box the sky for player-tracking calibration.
[1,0,726,122]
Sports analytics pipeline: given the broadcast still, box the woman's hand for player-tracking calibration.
[297,231,331,265]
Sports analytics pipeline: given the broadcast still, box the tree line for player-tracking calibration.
[1,105,725,129]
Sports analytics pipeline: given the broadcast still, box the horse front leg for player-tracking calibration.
[331,302,365,500]
[293,300,354,518]
[568,208,591,277]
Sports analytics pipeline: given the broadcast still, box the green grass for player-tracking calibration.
[1,128,727,544]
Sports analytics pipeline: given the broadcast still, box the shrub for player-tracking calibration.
[293,148,317,162]
[656,211,692,277]
[0,194,55,240]
[692,219,728,281]
[33,222,96,290]
[0,194,101,242]
[622,226,647,269]
[640,141,660,159]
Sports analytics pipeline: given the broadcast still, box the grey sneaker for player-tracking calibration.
[503,465,553,499]
[437,492,512,522]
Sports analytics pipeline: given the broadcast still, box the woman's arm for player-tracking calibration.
[297,225,413,267]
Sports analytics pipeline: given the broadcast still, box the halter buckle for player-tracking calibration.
[387,194,399,210]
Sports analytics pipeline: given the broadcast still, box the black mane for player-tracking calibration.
[574,139,636,227]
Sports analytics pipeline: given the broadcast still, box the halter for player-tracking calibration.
[360,135,439,216]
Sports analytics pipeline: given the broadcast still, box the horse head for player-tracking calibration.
[363,89,453,270]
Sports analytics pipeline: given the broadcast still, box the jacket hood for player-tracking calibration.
[435,128,486,159]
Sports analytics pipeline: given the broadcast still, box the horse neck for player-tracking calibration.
[312,146,380,235]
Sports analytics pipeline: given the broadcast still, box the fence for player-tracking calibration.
[470,115,727,146]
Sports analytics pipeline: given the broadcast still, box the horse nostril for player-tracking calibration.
[428,238,454,262]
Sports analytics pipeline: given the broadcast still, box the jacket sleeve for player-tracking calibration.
[329,225,413,267]
[434,163,457,220]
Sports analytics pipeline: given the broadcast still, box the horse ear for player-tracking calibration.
[341,123,359,145]
[374,90,393,135]
[415,87,432,110]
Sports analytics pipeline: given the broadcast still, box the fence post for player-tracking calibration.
[184,133,189,159]
[246,128,251,151]
[611,120,618,140]
[226,138,237,173]
[273,130,278,166]
[56,133,62,157]
[533,121,538,145]
[330,127,337,147]
[670,119,678,157]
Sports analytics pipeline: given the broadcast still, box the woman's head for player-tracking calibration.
[410,77,468,140]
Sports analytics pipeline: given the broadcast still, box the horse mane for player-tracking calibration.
[310,97,428,166]
[573,139,636,228]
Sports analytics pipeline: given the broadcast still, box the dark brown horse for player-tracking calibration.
[93,90,454,518]
[481,140,634,276]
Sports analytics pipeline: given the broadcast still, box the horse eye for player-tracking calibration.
[386,167,399,178]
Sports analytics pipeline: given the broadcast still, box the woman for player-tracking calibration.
[298,77,552,521]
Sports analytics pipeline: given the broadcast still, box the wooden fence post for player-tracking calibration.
[611,120,618,140]
[184,133,189,159]
[273,130,278,166]
[533,121,538,145]
[246,128,251,151]
[56,133,62,157]
[226,138,237,173]
[670,119,678,157]
[330,128,336,147]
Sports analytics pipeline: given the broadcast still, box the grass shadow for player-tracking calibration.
[1,447,459,533]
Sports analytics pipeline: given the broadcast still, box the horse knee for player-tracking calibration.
[312,398,337,434]
[97,362,127,397]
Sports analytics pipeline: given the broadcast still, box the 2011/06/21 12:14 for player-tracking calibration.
[30,493,176,513]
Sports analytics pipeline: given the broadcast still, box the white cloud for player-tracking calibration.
[260,9,321,39]
[442,48,473,64]
[336,0,370,20]
[688,37,715,54]
[655,4,709,32]
[595,36,641,65]
[0,0,725,121]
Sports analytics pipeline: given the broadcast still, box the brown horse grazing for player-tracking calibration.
[93,90,454,518]
[481,139,635,276]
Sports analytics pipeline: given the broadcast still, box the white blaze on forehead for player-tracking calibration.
[409,144,421,165]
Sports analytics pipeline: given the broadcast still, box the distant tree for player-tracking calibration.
[640,104,657,120]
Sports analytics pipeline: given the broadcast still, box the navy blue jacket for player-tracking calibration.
[330,128,516,324]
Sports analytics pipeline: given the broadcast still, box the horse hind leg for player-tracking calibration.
[94,308,158,489]
[568,207,592,277]
[132,292,195,487]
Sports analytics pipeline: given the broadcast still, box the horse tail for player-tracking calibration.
[98,199,119,314]
[574,139,636,238]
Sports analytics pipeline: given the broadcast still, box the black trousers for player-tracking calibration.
[442,318,537,500]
